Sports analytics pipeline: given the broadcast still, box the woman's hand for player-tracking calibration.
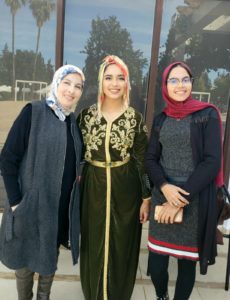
[160,183,189,208]
[157,202,180,224]
[140,199,151,224]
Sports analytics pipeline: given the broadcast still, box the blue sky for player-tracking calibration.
[63,0,185,69]
[0,0,186,72]
[0,1,56,63]
[63,0,156,69]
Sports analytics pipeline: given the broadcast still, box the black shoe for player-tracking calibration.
[156,292,169,300]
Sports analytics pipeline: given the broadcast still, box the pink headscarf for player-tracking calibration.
[162,61,224,187]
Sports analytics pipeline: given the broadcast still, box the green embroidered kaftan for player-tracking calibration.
[78,104,149,300]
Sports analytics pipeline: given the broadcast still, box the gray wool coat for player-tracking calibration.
[0,101,82,275]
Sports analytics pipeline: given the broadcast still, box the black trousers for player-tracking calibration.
[148,251,197,300]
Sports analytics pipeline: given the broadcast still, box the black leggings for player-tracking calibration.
[148,251,197,300]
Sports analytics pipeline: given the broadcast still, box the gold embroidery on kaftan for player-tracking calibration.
[81,105,142,161]
[81,105,106,160]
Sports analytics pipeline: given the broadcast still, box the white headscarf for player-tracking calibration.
[46,64,85,121]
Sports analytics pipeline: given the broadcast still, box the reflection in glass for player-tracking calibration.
[64,0,156,115]
[155,0,230,128]
[0,1,57,207]
[0,1,56,102]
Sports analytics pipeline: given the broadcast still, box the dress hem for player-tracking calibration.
[148,237,199,261]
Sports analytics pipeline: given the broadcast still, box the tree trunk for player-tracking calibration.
[11,13,16,100]
[33,26,41,82]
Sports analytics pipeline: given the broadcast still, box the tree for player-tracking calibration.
[29,0,55,82]
[0,44,12,86]
[4,0,27,98]
[212,73,230,112]
[0,45,54,101]
[79,16,147,112]
[14,49,53,82]
[193,71,212,93]
[155,8,230,114]
[15,49,54,100]
[154,25,176,115]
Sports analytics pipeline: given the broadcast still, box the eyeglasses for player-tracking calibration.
[167,76,193,86]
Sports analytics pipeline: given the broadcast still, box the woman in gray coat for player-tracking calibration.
[0,64,85,300]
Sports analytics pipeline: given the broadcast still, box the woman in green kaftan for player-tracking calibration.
[78,55,150,300]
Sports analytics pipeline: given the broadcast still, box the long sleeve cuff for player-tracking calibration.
[2,174,22,206]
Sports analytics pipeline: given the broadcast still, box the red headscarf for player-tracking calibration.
[162,61,224,187]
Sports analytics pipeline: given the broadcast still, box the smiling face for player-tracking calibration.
[102,64,126,102]
[56,73,83,109]
[167,66,192,102]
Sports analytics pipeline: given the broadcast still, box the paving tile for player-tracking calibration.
[196,286,229,300]
[196,256,228,284]
[143,285,202,300]
[0,279,18,300]
[138,252,149,280]
[140,225,148,249]
[51,281,84,300]
[136,263,142,280]
[186,287,202,300]
[131,285,146,300]
[56,248,80,276]
[143,284,156,300]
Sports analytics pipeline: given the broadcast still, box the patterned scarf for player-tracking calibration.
[46,64,85,121]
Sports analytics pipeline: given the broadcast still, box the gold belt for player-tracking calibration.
[86,157,130,168]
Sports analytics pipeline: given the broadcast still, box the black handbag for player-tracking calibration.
[217,185,230,225]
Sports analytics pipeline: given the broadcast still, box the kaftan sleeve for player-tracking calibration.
[132,112,151,199]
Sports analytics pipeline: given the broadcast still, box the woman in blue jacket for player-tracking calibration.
[0,65,84,300]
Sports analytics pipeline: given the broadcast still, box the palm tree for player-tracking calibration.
[29,0,55,82]
[5,0,27,98]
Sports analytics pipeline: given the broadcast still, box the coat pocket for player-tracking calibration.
[3,208,14,242]
[13,189,39,239]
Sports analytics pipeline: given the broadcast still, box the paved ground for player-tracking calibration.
[0,215,229,300]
